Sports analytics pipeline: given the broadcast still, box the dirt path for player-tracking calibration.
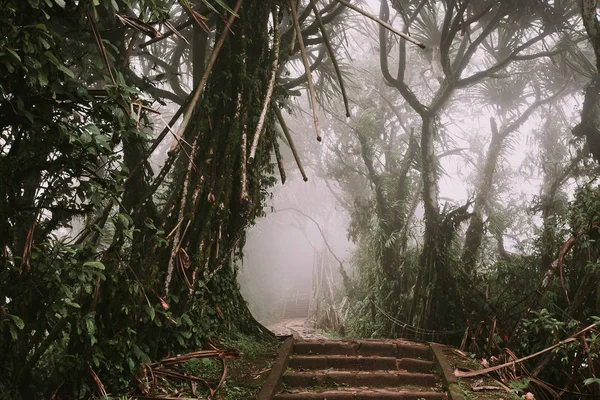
[267,318,328,340]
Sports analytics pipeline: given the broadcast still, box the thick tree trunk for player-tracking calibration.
[411,117,443,328]
[157,1,278,334]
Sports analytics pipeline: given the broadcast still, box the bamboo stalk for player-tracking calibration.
[248,9,281,164]
[289,0,322,141]
[169,0,244,153]
[276,108,308,181]
[309,0,350,118]
[333,0,426,49]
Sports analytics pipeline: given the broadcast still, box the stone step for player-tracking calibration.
[283,370,437,388]
[274,388,446,399]
[293,340,431,359]
[289,356,434,373]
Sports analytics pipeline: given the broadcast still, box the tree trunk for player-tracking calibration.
[461,118,503,276]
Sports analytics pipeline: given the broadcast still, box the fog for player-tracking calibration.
[239,152,353,324]
[237,0,592,335]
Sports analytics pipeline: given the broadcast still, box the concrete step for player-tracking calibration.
[293,340,431,359]
[260,338,446,400]
[274,388,446,399]
[289,355,434,373]
[283,370,437,388]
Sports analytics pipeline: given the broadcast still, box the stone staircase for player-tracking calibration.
[264,339,447,400]
[282,291,311,319]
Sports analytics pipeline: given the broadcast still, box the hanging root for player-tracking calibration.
[276,108,308,181]
[289,0,322,142]
[309,0,350,118]
[273,133,286,184]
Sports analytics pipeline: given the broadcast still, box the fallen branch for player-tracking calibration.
[273,135,287,184]
[88,363,107,398]
[454,323,597,378]
[151,349,239,367]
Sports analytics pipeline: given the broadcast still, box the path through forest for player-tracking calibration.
[267,318,328,340]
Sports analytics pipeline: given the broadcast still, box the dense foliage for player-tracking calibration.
[0,0,318,397]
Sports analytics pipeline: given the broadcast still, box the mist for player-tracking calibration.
[238,0,595,344]
[4,0,600,398]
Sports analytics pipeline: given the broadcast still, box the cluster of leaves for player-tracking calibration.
[0,0,169,397]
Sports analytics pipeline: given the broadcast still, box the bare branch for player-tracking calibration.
[334,0,425,48]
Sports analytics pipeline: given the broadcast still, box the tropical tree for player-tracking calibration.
[376,0,581,330]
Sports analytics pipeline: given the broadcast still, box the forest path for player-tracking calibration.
[267,318,328,340]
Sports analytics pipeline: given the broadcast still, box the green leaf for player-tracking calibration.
[65,300,81,308]
[85,318,95,334]
[8,315,24,330]
[37,71,48,87]
[83,261,105,270]
[118,213,130,228]
[83,123,100,135]
[182,313,193,326]
[132,344,151,363]
[144,218,157,230]
[39,37,51,49]
[127,357,135,371]
[44,51,74,78]
[212,0,238,16]
[584,378,600,386]
[180,330,192,339]
[145,304,155,321]
[6,49,21,62]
